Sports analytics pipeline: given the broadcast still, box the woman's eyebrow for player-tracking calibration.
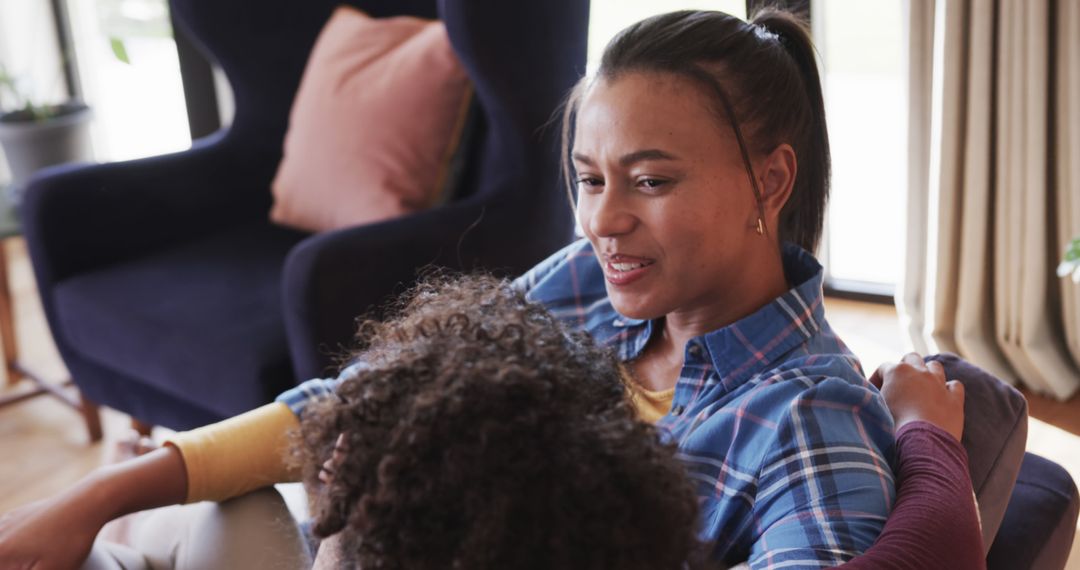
[572,152,596,166]
[620,149,679,166]
[571,149,680,166]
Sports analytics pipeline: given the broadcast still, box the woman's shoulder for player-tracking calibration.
[674,351,889,444]
[512,239,609,308]
[751,353,878,405]
[728,352,893,440]
[739,320,873,405]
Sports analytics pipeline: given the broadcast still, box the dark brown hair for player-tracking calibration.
[296,275,702,569]
[561,8,830,252]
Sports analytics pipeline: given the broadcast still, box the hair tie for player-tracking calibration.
[753,22,782,44]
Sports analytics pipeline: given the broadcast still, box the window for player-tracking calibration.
[64,0,190,161]
[814,0,906,297]
[0,1,68,183]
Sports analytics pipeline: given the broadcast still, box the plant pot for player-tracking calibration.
[0,102,93,203]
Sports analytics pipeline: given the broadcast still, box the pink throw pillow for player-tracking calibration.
[270,6,472,232]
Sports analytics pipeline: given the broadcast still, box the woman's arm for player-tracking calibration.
[745,376,897,567]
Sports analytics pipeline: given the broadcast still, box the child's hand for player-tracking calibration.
[870,353,965,442]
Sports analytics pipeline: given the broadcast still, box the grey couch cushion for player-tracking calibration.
[928,353,1028,553]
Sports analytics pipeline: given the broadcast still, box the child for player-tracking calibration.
[295,274,706,569]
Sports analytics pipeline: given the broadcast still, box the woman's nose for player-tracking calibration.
[584,187,636,238]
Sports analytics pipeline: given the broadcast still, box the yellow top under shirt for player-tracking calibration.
[166,369,675,503]
[620,362,676,424]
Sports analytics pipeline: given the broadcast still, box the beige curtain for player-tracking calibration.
[901,0,1080,400]
[1058,0,1080,380]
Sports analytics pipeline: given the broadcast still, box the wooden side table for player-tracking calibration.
[0,189,102,442]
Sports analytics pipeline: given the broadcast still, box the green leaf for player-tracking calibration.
[109,37,131,64]
[1064,236,1080,263]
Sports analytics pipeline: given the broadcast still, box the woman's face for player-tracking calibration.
[573,71,778,326]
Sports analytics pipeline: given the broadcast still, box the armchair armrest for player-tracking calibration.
[20,135,281,285]
[927,353,1028,553]
[282,196,534,379]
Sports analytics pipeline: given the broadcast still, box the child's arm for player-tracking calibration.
[168,365,363,502]
[834,422,985,569]
[165,401,301,502]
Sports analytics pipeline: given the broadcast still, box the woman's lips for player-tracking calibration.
[603,255,655,286]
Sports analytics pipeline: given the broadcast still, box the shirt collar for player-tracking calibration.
[614,243,826,387]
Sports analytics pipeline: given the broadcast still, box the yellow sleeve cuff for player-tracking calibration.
[165,402,302,503]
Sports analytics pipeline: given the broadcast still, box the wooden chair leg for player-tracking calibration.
[0,238,103,445]
[81,395,103,443]
[0,241,22,386]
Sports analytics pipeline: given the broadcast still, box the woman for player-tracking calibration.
[517,7,958,564]
[0,8,983,569]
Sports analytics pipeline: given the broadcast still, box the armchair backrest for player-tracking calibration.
[169,0,438,151]
[441,0,588,253]
[168,0,588,251]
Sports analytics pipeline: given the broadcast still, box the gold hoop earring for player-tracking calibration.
[755,218,765,235]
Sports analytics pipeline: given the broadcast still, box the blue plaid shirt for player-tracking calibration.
[278,239,896,569]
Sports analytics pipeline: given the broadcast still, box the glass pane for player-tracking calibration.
[65,0,190,161]
[588,0,747,70]
[0,1,69,184]
[817,0,906,287]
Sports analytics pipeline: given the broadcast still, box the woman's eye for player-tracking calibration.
[636,178,667,192]
[576,176,603,190]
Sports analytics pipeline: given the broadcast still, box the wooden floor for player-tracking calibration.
[0,238,1077,566]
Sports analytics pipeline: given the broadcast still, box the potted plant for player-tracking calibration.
[0,64,93,203]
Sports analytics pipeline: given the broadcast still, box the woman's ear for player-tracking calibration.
[759,143,797,216]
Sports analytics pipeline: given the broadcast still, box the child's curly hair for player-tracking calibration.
[296,274,701,569]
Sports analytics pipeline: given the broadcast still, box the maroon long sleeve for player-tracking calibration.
[835,421,986,569]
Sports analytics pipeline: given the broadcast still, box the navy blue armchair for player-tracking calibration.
[20,0,587,430]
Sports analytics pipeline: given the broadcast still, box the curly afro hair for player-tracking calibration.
[296,274,703,570]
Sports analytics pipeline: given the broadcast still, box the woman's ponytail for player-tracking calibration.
[751,9,831,253]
